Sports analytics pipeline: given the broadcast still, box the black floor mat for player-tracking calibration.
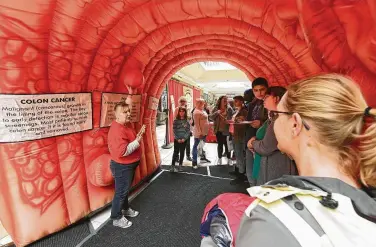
[209,165,236,179]
[82,171,248,247]
[161,165,207,175]
[14,220,91,247]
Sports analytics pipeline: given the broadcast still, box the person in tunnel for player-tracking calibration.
[192,98,210,169]
[228,95,248,185]
[200,101,212,159]
[107,102,146,228]
[210,96,234,165]
[201,74,376,247]
[244,78,268,185]
[174,96,193,161]
[191,104,211,164]
[229,89,255,177]
[247,86,298,185]
[170,106,191,172]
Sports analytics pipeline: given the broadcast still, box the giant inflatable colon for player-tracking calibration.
[0,0,375,246]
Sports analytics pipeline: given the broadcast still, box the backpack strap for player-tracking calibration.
[282,195,325,237]
[246,185,334,247]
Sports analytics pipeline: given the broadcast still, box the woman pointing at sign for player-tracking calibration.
[107,102,146,228]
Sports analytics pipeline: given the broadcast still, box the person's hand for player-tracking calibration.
[247,137,256,150]
[136,125,146,142]
[250,120,261,128]
[237,116,245,122]
[217,110,222,114]
[137,125,146,137]
[199,135,204,139]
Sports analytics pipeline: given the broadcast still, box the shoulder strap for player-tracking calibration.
[246,186,334,247]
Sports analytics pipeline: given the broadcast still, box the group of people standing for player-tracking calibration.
[170,77,298,186]
[105,73,376,242]
[201,74,376,247]
[171,97,211,171]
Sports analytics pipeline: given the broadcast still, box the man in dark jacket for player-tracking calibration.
[244,78,268,185]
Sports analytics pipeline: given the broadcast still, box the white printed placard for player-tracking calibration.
[100,93,141,127]
[0,93,93,143]
[148,97,159,110]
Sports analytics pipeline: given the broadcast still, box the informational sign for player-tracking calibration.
[0,93,93,143]
[100,93,141,127]
[183,86,193,111]
[148,96,159,110]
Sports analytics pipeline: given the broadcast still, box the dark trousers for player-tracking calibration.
[172,139,187,165]
[216,132,230,159]
[110,160,139,220]
[185,135,191,157]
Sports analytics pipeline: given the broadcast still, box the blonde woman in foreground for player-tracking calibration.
[201,74,376,247]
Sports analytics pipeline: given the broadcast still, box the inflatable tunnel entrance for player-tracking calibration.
[0,0,375,246]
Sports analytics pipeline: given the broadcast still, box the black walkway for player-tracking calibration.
[81,171,247,247]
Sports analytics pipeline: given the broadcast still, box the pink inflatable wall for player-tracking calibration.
[0,0,375,246]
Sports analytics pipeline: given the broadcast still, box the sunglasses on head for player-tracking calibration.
[269,110,310,130]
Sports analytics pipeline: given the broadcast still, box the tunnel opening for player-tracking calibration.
[157,60,252,149]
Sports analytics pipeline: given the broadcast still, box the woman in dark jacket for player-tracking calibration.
[247,86,297,185]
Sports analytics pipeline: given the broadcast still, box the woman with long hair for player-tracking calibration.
[247,86,298,185]
[210,96,234,165]
[170,106,191,172]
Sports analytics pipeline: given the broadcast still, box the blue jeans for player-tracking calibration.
[234,141,246,174]
[192,136,206,163]
[110,160,139,219]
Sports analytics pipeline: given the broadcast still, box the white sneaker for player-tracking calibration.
[122,208,139,217]
[217,159,222,165]
[228,159,233,166]
[113,216,132,228]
